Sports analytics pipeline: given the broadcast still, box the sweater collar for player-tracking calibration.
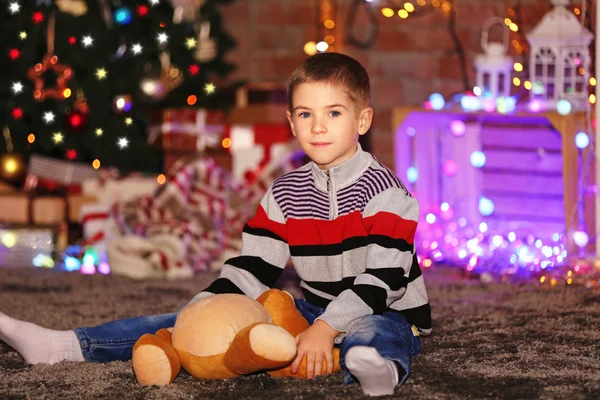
[310,143,372,191]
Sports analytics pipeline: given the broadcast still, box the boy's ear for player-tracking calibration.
[357,107,373,136]
[286,111,296,137]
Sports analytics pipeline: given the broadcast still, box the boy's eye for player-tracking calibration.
[330,110,341,117]
[298,112,311,118]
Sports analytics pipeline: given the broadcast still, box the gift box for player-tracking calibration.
[223,123,295,181]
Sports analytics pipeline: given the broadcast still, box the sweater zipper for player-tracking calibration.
[325,171,337,220]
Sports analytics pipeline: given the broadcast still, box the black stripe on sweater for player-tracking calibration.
[352,284,388,314]
[203,278,245,295]
[226,256,284,288]
[291,235,413,257]
[390,303,432,330]
[303,277,356,297]
[301,287,331,308]
[243,224,286,243]
[407,254,422,283]
[365,268,409,291]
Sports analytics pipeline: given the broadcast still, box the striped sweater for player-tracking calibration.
[189,144,432,337]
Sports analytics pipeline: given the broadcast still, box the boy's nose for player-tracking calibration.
[311,119,327,134]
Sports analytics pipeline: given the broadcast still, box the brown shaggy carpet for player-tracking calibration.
[0,267,599,399]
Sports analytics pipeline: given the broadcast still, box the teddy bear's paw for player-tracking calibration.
[224,323,297,375]
[132,333,181,386]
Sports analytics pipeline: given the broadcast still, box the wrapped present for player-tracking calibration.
[148,108,227,151]
[148,108,229,171]
[223,123,295,181]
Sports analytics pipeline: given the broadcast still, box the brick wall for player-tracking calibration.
[220,0,560,167]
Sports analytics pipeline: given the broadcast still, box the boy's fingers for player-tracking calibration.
[314,355,323,376]
[291,351,303,374]
[305,352,315,379]
[325,352,334,374]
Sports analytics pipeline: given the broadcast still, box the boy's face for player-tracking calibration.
[286,82,373,171]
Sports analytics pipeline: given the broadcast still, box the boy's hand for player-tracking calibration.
[291,320,340,379]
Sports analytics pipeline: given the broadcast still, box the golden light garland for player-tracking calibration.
[304,0,338,56]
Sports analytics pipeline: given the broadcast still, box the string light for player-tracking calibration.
[52,132,63,144]
[131,43,143,54]
[185,37,197,49]
[157,174,166,184]
[8,2,20,14]
[204,82,216,94]
[381,7,394,17]
[11,82,23,94]
[124,117,133,125]
[19,31,26,40]
[95,68,107,79]
[95,128,103,136]
[157,32,168,44]
[81,35,93,47]
[43,111,55,123]
[92,159,101,169]
[27,133,35,143]
[117,137,129,148]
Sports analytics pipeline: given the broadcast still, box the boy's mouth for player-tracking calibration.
[311,142,331,147]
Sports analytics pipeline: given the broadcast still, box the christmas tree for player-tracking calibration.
[1,0,238,179]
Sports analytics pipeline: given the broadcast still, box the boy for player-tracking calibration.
[0,53,431,396]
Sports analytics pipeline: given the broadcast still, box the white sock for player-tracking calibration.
[345,346,400,397]
[0,312,85,364]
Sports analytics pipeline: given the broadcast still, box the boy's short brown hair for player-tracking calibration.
[287,52,371,113]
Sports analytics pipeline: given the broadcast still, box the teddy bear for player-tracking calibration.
[132,289,341,385]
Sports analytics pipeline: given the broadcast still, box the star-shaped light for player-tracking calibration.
[43,111,55,123]
[32,12,44,24]
[19,31,27,40]
[188,64,200,76]
[9,2,20,14]
[52,132,63,144]
[12,82,23,94]
[95,128,103,136]
[66,149,77,160]
[12,107,23,119]
[148,0,160,6]
[185,37,197,49]
[137,5,149,16]
[204,82,216,94]
[96,68,107,80]
[131,43,143,54]
[8,48,20,60]
[157,32,168,44]
[68,36,76,45]
[117,137,129,149]
[82,35,93,47]
[125,117,133,125]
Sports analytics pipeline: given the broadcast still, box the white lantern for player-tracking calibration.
[526,0,593,110]
[474,17,513,99]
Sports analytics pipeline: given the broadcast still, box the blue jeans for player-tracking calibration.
[73,299,420,385]
[294,299,421,385]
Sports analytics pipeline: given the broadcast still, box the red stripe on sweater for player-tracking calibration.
[363,211,417,244]
[286,211,367,246]
[247,205,288,242]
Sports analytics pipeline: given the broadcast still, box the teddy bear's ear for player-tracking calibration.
[257,289,310,337]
